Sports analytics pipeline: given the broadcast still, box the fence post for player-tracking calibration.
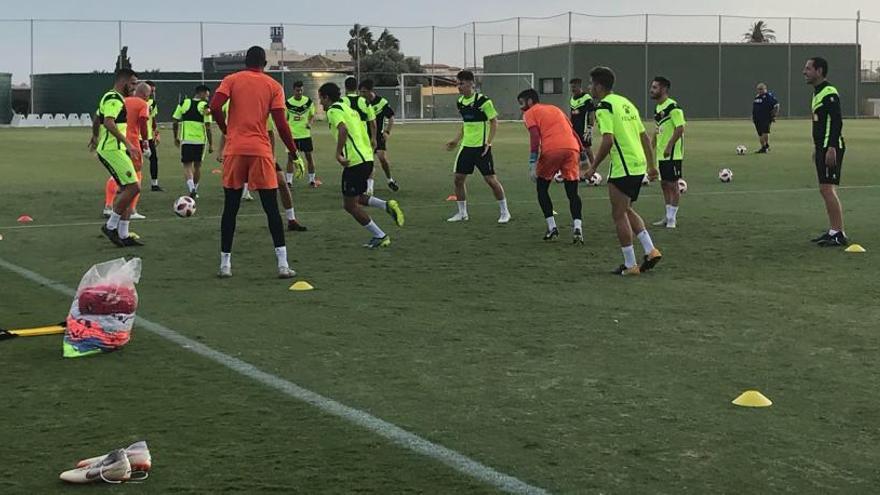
[118,20,122,53]
[356,32,361,82]
[787,17,792,118]
[567,11,573,98]
[717,15,722,118]
[279,23,285,89]
[29,19,34,114]
[463,32,467,69]
[431,25,436,120]
[472,22,477,70]
[855,10,861,116]
[644,14,649,116]
[516,17,521,74]
[199,22,205,83]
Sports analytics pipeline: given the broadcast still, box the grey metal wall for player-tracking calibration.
[0,73,12,124]
[485,42,861,118]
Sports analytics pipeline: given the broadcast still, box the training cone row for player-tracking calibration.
[845,244,866,253]
[17,215,33,223]
[289,281,314,291]
[732,390,772,408]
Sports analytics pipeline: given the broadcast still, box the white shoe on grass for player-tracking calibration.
[447,212,469,222]
[497,212,512,224]
[60,448,131,484]
[130,212,146,220]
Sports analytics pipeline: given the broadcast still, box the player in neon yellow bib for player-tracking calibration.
[649,76,686,228]
[584,66,662,276]
[172,84,213,198]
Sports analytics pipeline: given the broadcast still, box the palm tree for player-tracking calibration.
[743,21,776,43]
[347,24,375,60]
[375,29,401,52]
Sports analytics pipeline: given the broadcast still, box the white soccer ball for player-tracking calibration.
[173,195,196,217]
[588,172,603,186]
[553,171,565,183]
[719,168,734,183]
[677,178,688,194]
[642,174,650,185]
[736,145,747,155]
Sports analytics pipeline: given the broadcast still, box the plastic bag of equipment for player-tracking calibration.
[63,257,142,358]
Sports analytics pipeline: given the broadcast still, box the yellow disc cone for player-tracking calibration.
[732,390,772,408]
[845,244,866,253]
[289,281,314,291]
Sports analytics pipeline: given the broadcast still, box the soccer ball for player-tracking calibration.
[588,172,603,186]
[677,178,688,194]
[719,168,734,183]
[736,145,747,155]
[642,174,650,185]
[553,171,565,183]
[173,196,196,217]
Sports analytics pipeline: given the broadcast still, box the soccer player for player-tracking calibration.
[342,76,378,194]
[103,82,152,223]
[359,79,400,192]
[583,67,662,276]
[317,82,404,248]
[284,80,314,187]
[752,83,779,154]
[569,77,595,170]
[804,57,848,247]
[518,88,584,243]
[649,76,686,229]
[209,46,299,278]
[88,68,142,247]
[445,70,511,224]
[145,80,163,191]
[173,84,213,198]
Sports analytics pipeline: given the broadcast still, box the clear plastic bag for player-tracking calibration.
[63,257,141,358]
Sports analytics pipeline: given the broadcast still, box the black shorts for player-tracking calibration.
[341,162,374,197]
[608,175,644,202]
[753,119,771,136]
[294,138,313,153]
[815,147,844,185]
[181,144,205,163]
[659,160,683,182]
[455,146,495,176]
[375,134,387,151]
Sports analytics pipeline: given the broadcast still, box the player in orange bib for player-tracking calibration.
[518,88,585,243]
[103,82,151,228]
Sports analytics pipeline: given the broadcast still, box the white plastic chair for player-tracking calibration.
[24,114,42,127]
[10,113,23,127]
[80,114,93,127]
[67,114,82,127]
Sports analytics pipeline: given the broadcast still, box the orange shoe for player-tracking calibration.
[640,248,663,273]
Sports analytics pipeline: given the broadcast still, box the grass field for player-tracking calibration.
[1,119,879,494]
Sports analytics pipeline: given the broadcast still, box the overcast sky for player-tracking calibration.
[2,0,878,84]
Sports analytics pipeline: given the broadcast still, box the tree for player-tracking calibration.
[375,29,400,52]
[115,46,131,71]
[359,49,422,86]
[347,24,375,60]
[743,21,776,43]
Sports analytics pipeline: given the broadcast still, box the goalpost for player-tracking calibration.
[397,72,534,123]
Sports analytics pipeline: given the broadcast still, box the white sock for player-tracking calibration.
[308,173,316,182]
[573,219,583,231]
[106,212,121,230]
[457,200,468,216]
[194,182,199,191]
[829,229,839,236]
[186,179,195,193]
[285,172,293,184]
[622,245,637,268]
[667,205,678,222]
[368,196,387,209]
[367,178,375,191]
[637,230,655,254]
[151,179,158,186]
[545,216,557,230]
[275,246,289,268]
[387,176,395,183]
[285,208,296,221]
[220,252,231,268]
[242,183,250,195]
[365,220,385,238]
[498,198,509,215]
[118,220,130,239]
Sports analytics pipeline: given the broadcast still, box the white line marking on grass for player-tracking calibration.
[3,184,879,231]
[0,257,549,495]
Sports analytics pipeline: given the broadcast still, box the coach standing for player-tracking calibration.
[751,83,779,153]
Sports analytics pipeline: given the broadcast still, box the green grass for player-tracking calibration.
[1,119,880,494]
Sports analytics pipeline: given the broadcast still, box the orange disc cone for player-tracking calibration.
[446,194,457,201]
[17,215,33,223]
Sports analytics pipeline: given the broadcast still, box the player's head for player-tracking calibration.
[589,66,614,98]
[517,88,539,112]
[804,57,828,85]
[194,84,210,100]
[456,70,475,96]
[114,68,137,95]
[344,76,358,93]
[245,46,267,70]
[293,80,304,98]
[569,77,583,95]
[649,76,670,101]
[756,82,767,95]
[133,82,152,100]
[358,79,374,98]
[318,82,341,109]
[144,80,156,96]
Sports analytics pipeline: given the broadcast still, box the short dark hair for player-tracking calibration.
[589,66,615,91]
[318,82,341,101]
[809,57,829,77]
[569,78,582,85]
[245,46,267,68]
[344,76,357,91]
[144,80,156,88]
[517,88,539,103]
[457,70,475,82]
[652,76,671,90]
[359,79,374,91]
[293,80,304,88]
[194,84,210,94]
[115,68,136,81]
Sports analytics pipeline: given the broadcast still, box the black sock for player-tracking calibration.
[536,179,554,219]
[221,188,243,253]
[149,140,159,181]
[258,189,285,248]
[563,180,582,222]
